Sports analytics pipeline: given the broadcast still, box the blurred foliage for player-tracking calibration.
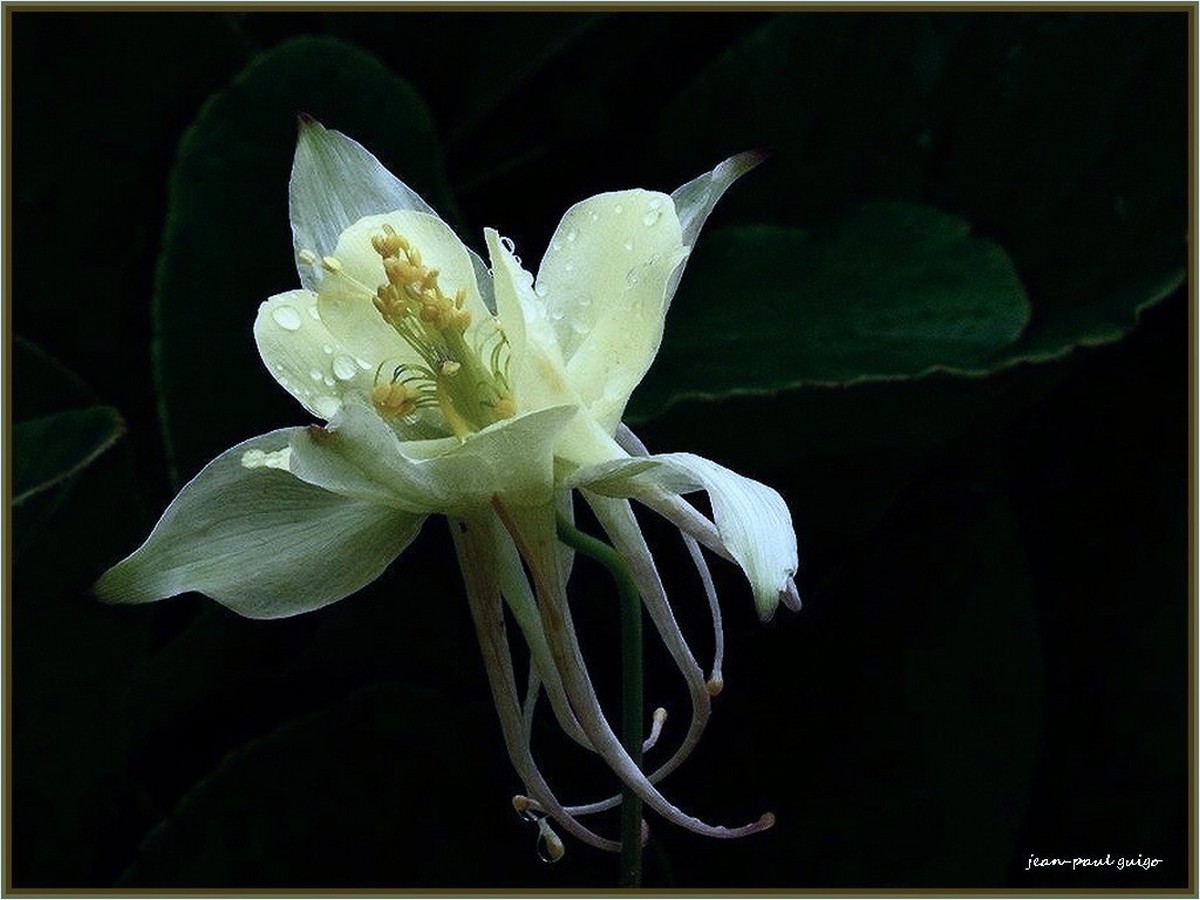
[10,10,1189,890]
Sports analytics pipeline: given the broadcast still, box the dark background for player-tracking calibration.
[9,10,1191,890]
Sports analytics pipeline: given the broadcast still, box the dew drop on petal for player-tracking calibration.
[356,358,372,370]
[566,229,577,243]
[323,375,335,388]
[571,318,591,336]
[307,305,322,322]
[642,209,661,226]
[332,355,358,381]
[589,211,599,222]
[501,236,516,254]
[623,241,633,252]
[314,396,340,419]
[534,284,548,298]
[309,368,323,382]
[552,240,562,251]
[271,305,302,331]
[322,344,333,355]
[565,263,575,273]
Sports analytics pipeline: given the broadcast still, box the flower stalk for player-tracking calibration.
[554,511,644,887]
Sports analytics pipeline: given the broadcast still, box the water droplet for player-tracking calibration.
[356,358,372,370]
[513,254,522,266]
[623,241,633,252]
[501,236,516,253]
[648,198,662,210]
[577,294,592,307]
[534,284,548,298]
[614,203,624,214]
[333,355,358,381]
[323,375,335,388]
[271,305,302,331]
[566,229,577,243]
[314,396,340,419]
[564,263,575,273]
[307,305,322,322]
[627,269,640,285]
[551,240,562,251]
[536,820,565,863]
[589,211,599,222]
[571,318,591,336]
[309,368,323,382]
[322,344,333,355]
[642,209,661,226]
[550,308,565,322]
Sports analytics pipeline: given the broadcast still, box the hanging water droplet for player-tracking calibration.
[314,396,340,419]
[513,254,521,266]
[535,820,565,863]
[332,355,358,381]
[271,305,302,331]
[566,229,577,243]
[500,236,516,253]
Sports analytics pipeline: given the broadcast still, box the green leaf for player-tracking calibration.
[154,36,456,483]
[14,406,125,505]
[654,13,1185,405]
[632,202,1029,419]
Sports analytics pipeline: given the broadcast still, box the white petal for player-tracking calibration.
[534,190,688,433]
[568,451,798,620]
[316,211,493,376]
[288,400,580,515]
[289,118,494,309]
[667,151,765,308]
[254,288,376,421]
[94,430,423,618]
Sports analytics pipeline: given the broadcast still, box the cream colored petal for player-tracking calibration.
[95,429,423,619]
[567,451,799,621]
[289,119,494,312]
[534,190,688,433]
[254,289,380,422]
[288,399,580,515]
[315,211,493,378]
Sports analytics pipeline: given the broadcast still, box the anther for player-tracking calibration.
[441,360,461,376]
[706,676,724,697]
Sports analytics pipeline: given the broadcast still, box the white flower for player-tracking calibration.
[97,119,801,854]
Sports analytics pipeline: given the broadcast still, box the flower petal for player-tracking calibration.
[94,430,423,618]
[289,118,494,309]
[568,452,798,620]
[534,190,688,433]
[288,400,580,515]
[316,210,492,376]
[254,288,377,421]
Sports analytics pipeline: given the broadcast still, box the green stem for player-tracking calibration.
[555,512,644,889]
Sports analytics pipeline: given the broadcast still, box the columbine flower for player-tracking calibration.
[97,118,800,856]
